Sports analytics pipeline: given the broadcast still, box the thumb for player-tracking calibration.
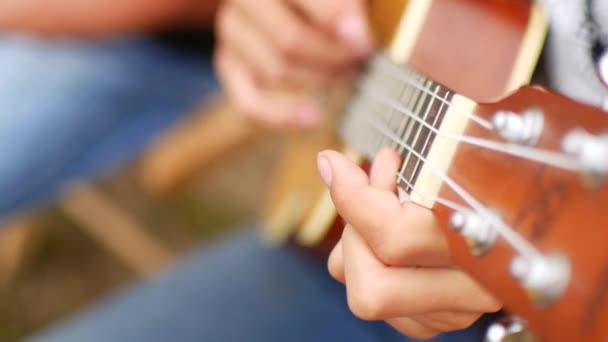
[316,150,368,190]
[317,150,371,216]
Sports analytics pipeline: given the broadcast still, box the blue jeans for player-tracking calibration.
[0,35,489,341]
[31,228,491,342]
[0,34,217,217]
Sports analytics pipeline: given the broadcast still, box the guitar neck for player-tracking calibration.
[341,53,475,208]
[340,51,608,341]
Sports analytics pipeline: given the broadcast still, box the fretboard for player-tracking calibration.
[341,54,456,196]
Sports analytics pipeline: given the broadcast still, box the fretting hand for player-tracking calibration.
[317,147,502,339]
[215,0,372,129]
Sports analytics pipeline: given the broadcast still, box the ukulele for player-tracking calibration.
[262,1,608,341]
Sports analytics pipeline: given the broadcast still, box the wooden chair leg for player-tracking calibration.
[60,184,173,277]
[138,99,259,196]
[0,215,36,286]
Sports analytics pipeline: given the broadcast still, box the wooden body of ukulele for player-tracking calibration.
[262,1,608,341]
[261,0,546,247]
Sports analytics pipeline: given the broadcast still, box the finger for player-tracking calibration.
[215,48,320,128]
[290,0,372,54]
[319,150,450,267]
[218,4,333,88]
[385,317,440,340]
[328,239,345,283]
[341,226,501,319]
[411,311,482,332]
[369,147,401,191]
[234,0,361,66]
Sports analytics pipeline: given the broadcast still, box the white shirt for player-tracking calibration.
[544,1,608,108]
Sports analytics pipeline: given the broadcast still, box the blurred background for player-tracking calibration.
[0,2,289,337]
[0,92,283,340]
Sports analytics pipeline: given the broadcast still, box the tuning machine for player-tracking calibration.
[485,316,538,342]
[450,210,499,256]
[492,108,544,146]
[510,253,570,307]
[562,128,608,185]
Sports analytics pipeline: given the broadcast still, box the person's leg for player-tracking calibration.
[29,226,491,342]
[0,34,217,217]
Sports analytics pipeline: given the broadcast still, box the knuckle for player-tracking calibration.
[347,292,382,321]
[374,244,403,266]
[483,297,503,313]
[346,280,388,321]
[263,63,288,83]
[215,4,236,40]
[274,28,301,56]
[454,317,479,331]
[406,329,439,340]
[330,186,351,212]
[372,216,418,266]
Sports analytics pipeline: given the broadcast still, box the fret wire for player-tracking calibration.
[390,82,409,151]
[415,87,450,175]
[368,65,391,153]
[406,82,440,189]
[410,84,444,187]
[366,64,412,155]
[383,79,406,152]
[400,78,431,178]
[355,81,582,172]
[366,115,542,259]
[395,69,421,155]
[356,65,420,158]
[396,75,425,175]
[370,54,493,129]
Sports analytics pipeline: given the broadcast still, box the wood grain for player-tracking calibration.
[436,87,608,341]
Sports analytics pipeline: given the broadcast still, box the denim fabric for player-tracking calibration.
[31,228,491,342]
[0,34,217,217]
[1,36,488,342]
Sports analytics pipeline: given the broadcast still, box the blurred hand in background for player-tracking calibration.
[0,0,219,36]
[215,0,373,129]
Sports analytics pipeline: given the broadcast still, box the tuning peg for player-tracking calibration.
[562,128,608,176]
[485,316,538,342]
[450,210,498,255]
[510,254,570,306]
[492,109,543,145]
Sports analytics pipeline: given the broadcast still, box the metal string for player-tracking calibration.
[396,172,471,214]
[356,81,583,172]
[408,83,441,185]
[368,55,494,130]
[366,115,542,259]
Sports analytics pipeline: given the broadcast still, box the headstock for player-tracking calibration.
[438,86,608,341]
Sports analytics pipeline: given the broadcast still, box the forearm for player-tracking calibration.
[0,0,221,36]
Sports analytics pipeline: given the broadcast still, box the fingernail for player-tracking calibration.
[337,14,371,53]
[317,153,333,186]
[296,104,321,127]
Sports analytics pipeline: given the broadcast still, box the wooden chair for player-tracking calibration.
[0,98,258,284]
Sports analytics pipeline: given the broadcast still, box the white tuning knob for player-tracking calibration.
[485,316,537,342]
[562,129,608,176]
[492,109,543,145]
[510,254,570,305]
[450,210,498,255]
